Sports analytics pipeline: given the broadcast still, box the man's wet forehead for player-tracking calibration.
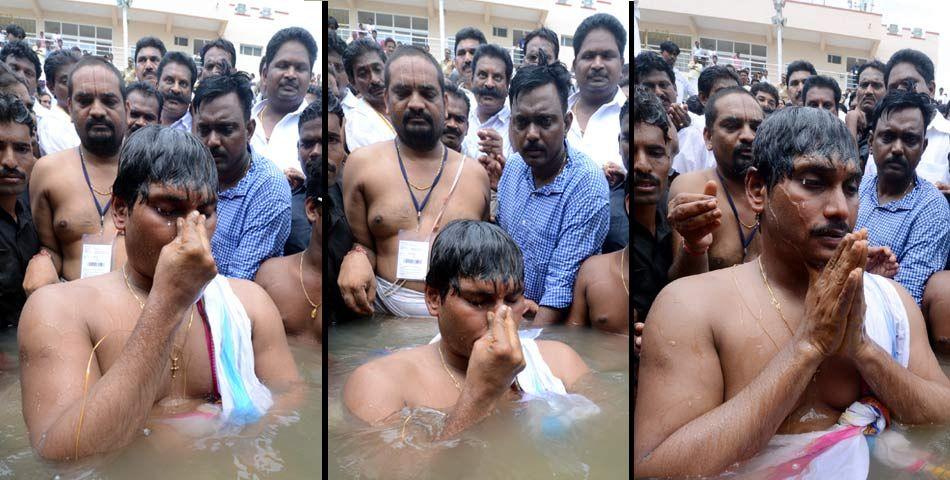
[790,154,861,176]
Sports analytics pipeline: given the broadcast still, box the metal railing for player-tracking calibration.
[792,0,880,13]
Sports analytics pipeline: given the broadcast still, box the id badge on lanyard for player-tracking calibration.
[396,229,433,281]
[80,230,115,278]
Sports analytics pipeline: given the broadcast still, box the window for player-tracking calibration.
[329,8,351,38]
[582,0,594,7]
[644,32,693,71]
[356,10,429,48]
[827,54,842,65]
[174,36,188,47]
[493,27,508,38]
[560,35,573,47]
[43,20,112,57]
[261,7,273,19]
[235,3,247,14]
[240,44,262,57]
[193,39,211,57]
[0,17,37,38]
[699,37,768,72]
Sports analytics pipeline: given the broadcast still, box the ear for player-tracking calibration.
[703,124,712,151]
[424,284,442,318]
[745,166,767,217]
[246,117,256,140]
[928,80,936,98]
[922,137,929,153]
[113,194,129,235]
[304,196,318,224]
[563,108,573,134]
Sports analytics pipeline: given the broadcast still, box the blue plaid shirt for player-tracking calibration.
[497,144,610,308]
[855,174,950,303]
[212,150,292,280]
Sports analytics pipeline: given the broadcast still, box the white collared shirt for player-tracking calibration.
[462,102,513,161]
[344,97,396,152]
[672,116,717,174]
[675,69,696,104]
[250,98,309,175]
[340,88,359,117]
[169,109,192,133]
[866,113,950,185]
[567,87,628,173]
[36,105,79,156]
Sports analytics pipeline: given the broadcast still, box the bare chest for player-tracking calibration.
[585,278,630,334]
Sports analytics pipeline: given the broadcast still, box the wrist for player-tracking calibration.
[682,238,709,256]
[794,339,826,365]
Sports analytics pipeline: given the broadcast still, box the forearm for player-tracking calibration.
[635,341,823,478]
[854,342,950,425]
[436,389,497,441]
[668,241,709,280]
[36,304,186,459]
[534,306,566,326]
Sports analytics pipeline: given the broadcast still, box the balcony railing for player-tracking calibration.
[792,0,881,14]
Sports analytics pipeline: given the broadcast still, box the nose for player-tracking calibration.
[445,116,458,129]
[0,146,17,169]
[205,131,222,150]
[823,184,850,221]
[370,69,383,86]
[739,123,756,144]
[525,122,541,143]
[89,99,107,118]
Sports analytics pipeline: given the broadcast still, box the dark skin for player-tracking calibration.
[134,46,163,86]
[786,70,813,106]
[845,67,885,146]
[636,70,690,131]
[753,91,777,113]
[804,86,838,116]
[441,94,469,153]
[4,55,37,95]
[157,62,194,126]
[325,114,346,186]
[472,55,508,123]
[454,39,482,90]
[523,37,556,66]
[125,90,161,135]
[193,92,255,192]
[572,28,623,107]
[328,51,349,91]
[53,61,77,108]
[351,50,386,112]
[260,40,311,126]
[923,271,950,354]
[0,121,33,219]
[199,47,234,82]
[870,106,927,205]
[297,117,322,180]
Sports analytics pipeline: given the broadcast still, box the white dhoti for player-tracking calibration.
[374,275,434,318]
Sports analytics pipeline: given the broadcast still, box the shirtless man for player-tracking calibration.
[344,219,589,437]
[634,107,950,478]
[27,56,128,283]
[18,126,300,461]
[339,45,490,318]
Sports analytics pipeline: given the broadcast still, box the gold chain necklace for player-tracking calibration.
[123,265,195,379]
[299,252,321,319]
[437,342,462,391]
[408,155,447,191]
[757,256,794,337]
[79,147,113,196]
[620,247,628,295]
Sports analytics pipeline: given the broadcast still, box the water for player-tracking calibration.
[327,316,629,480]
[0,330,322,479]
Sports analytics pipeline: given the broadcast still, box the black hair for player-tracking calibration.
[328,17,339,30]
[785,60,817,85]
[67,55,126,100]
[0,41,41,84]
[343,38,386,88]
[384,44,444,93]
[0,91,35,135]
[633,51,675,86]
[659,41,680,57]
[884,48,935,86]
[43,49,81,88]
[192,72,254,122]
[523,27,559,61]
[508,61,572,114]
[157,51,197,88]
[750,81,780,104]
[633,86,669,142]
[124,80,163,114]
[200,38,237,66]
[856,60,886,82]
[686,94,704,115]
[306,83,319,96]
[573,13,627,57]
[0,62,29,94]
[802,75,841,107]
[751,106,858,190]
[868,89,935,134]
[704,86,756,130]
[112,125,218,211]
[264,27,317,71]
[299,92,321,127]
[698,65,740,98]
[327,33,347,58]
[444,82,470,117]
[305,153,323,205]
[384,37,396,46]
[454,27,487,53]
[4,24,25,40]
[472,44,513,82]
[134,36,167,61]
[425,220,524,300]
[620,98,629,125]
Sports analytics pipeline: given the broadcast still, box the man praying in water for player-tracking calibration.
[18,126,300,461]
[344,220,589,438]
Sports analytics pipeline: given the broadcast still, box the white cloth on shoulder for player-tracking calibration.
[374,275,434,318]
[201,275,274,425]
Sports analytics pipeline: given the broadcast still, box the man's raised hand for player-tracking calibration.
[464,305,526,401]
[668,180,722,253]
[152,211,218,309]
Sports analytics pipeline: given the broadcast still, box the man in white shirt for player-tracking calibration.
[461,44,514,161]
[250,27,317,181]
[453,27,487,95]
[327,33,359,117]
[36,49,80,155]
[660,40,696,104]
[156,52,196,132]
[342,38,395,152]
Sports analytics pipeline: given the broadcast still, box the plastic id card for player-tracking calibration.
[80,231,114,278]
[395,230,433,281]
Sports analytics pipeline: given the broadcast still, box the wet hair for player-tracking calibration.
[698,65,740,98]
[384,44,444,92]
[659,40,680,57]
[633,51,675,86]
[327,33,347,58]
[856,60,886,82]
[200,38,237,66]
[868,89,935,134]
[192,72,254,122]
[157,51,197,88]
[124,80,163,114]
[751,106,858,190]
[0,91,35,135]
[343,38,386,88]
[299,92,321,127]
[633,86,670,143]
[508,61,572,114]
[4,24,25,40]
[472,44,513,82]
[263,27,317,70]
[750,81,780,105]
[43,49,81,88]
[305,155,323,205]
[573,13,627,57]
[426,220,524,300]
[884,48,935,86]
[112,125,218,211]
[444,82,470,117]
[704,86,756,130]
[785,60,817,84]
[802,75,841,106]
[134,37,167,60]
[0,41,41,84]
[523,27,559,60]
[454,27,487,52]
[686,95,704,115]
[67,55,126,100]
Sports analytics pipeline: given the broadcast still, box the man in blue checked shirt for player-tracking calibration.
[497,62,610,325]
[192,72,292,280]
[856,89,950,304]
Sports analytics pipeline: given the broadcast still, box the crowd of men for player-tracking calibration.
[633,43,950,476]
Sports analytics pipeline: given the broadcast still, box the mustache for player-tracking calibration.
[86,119,115,132]
[810,222,850,238]
[443,126,462,137]
[163,91,190,104]
[633,172,660,186]
[522,141,545,152]
[403,110,433,126]
[0,167,25,179]
[472,85,504,99]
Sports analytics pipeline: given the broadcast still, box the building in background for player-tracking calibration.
[0,0,322,80]
[637,0,938,92]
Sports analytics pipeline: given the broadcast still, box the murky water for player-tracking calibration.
[327,316,630,480]
[0,330,322,479]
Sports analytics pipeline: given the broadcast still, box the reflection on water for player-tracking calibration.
[0,331,321,479]
[328,316,629,479]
